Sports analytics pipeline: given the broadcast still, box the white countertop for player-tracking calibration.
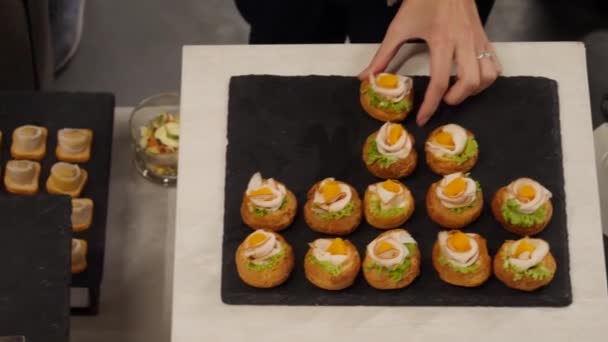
[173,43,608,342]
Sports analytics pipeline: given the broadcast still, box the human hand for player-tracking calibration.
[359,0,502,126]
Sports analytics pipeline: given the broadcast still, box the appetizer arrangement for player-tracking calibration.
[363,122,417,179]
[46,162,88,198]
[303,178,362,236]
[492,178,553,236]
[137,111,179,177]
[363,229,420,290]
[227,74,565,304]
[71,238,88,274]
[425,123,479,175]
[360,73,413,122]
[235,229,294,288]
[432,230,491,287]
[4,160,41,195]
[304,237,361,290]
[363,179,414,229]
[240,172,297,231]
[71,198,94,232]
[1,124,95,275]
[11,125,47,160]
[56,128,93,163]
[426,172,483,229]
[493,237,556,291]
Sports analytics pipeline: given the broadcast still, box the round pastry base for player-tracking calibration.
[133,153,177,187]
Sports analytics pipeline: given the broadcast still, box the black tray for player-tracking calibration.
[0,91,115,314]
[0,196,71,342]
[222,75,571,307]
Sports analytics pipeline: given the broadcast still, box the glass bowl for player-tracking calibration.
[129,92,180,186]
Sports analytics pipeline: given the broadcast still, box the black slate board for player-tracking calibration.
[0,196,71,342]
[222,75,571,307]
[0,92,114,292]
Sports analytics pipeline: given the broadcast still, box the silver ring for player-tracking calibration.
[477,51,493,60]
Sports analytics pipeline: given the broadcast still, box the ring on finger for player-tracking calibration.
[476,51,493,60]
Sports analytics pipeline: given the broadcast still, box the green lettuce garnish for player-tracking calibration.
[369,196,407,218]
[251,198,287,217]
[438,254,480,274]
[365,135,397,168]
[314,200,354,220]
[444,139,478,165]
[246,245,285,272]
[447,180,481,214]
[502,254,553,281]
[364,87,412,113]
[308,255,342,276]
[364,243,417,282]
[252,207,268,217]
[501,199,546,227]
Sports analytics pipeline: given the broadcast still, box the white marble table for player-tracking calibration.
[173,43,608,341]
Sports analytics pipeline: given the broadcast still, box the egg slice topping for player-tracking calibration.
[506,178,552,214]
[243,230,282,264]
[368,179,408,210]
[426,124,469,157]
[311,238,349,265]
[246,172,287,211]
[375,122,412,159]
[369,73,413,102]
[313,178,352,212]
[436,172,477,208]
[438,230,479,267]
[367,230,417,269]
[508,238,549,270]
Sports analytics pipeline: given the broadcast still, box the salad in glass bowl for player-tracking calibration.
[130,92,180,185]
[137,111,180,178]
[139,112,180,155]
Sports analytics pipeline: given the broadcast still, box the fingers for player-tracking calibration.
[476,55,498,94]
[358,29,408,80]
[358,38,403,80]
[444,38,480,106]
[474,43,501,95]
[358,10,411,80]
[416,42,453,126]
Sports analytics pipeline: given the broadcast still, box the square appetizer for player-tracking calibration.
[46,162,88,198]
[71,238,88,274]
[4,160,41,195]
[56,128,93,163]
[71,198,94,232]
[11,125,48,161]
